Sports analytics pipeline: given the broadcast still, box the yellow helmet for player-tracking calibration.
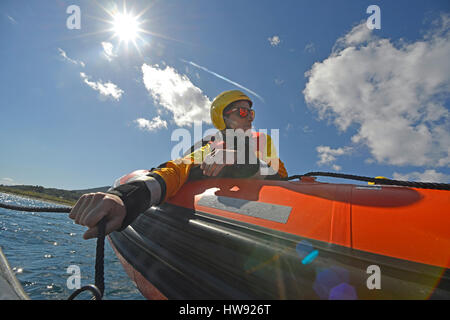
[210,90,253,130]
[368,176,388,185]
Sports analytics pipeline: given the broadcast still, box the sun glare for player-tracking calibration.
[84,1,183,56]
[112,13,139,42]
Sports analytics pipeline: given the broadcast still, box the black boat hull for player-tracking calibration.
[109,202,450,300]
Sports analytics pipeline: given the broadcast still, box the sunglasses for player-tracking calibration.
[224,107,255,119]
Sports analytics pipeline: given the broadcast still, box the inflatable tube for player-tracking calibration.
[109,177,450,299]
[0,247,29,300]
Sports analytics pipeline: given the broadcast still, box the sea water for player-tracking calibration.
[0,192,144,300]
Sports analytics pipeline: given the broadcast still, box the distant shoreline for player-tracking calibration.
[0,189,76,207]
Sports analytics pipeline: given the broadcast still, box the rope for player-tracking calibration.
[0,201,106,300]
[0,202,71,212]
[66,216,106,300]
[94,217,106,297]
[67,284,103,300]
[67,217,106,300]
[1,171,448,215]
[286,172,450,191]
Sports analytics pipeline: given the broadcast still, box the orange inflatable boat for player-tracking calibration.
[109,172,450,299]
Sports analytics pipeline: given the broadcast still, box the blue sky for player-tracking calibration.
[0,0,449,190]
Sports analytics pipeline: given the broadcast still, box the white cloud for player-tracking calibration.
[135,116,168,132]
[141,63,212,127]
[304,42,316,53]
[302,125,313,133]
[274,78,285,86]
[6,15,17,24]
[101,42,117,61]
[335,22,373,49]
[393,169,450,183]
[268,35,281,47]
[304,15,450,168]
[58,48,85,67]
[80,72,124,101]
[0,177,14,185]
[316,145,352,167]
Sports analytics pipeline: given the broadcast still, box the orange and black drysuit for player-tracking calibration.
[107,131,287,230]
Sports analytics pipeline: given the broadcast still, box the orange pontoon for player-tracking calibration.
[109,173,450,299]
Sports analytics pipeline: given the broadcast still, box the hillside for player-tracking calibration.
[0,185,110,206]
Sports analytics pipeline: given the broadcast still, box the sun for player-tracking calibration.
[112,13,139,42]
[106,7,149,54]
[81,1,187,57]
[102,2,150,54]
